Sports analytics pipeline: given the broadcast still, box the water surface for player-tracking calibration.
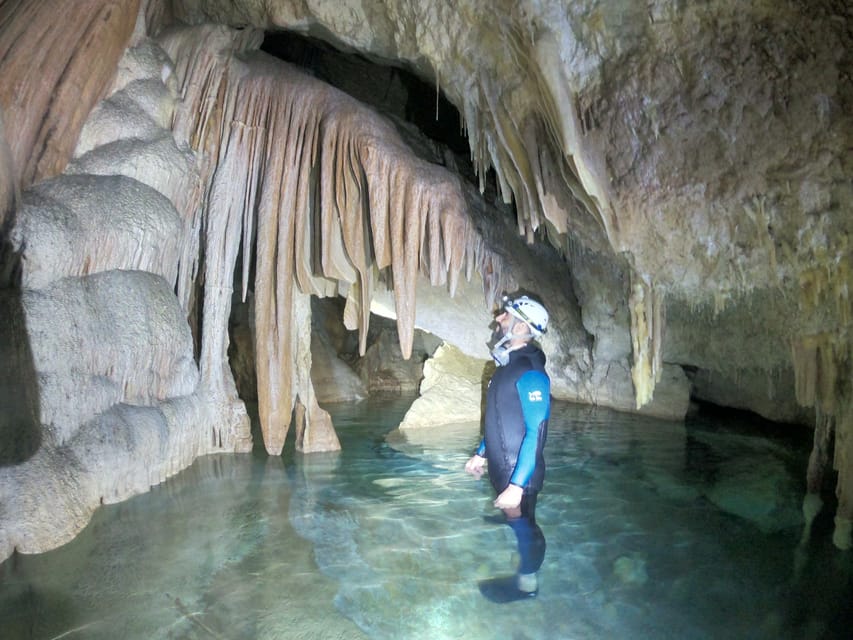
[1,397,851,639]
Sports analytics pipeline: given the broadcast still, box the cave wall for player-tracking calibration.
[0,10,253,559]
[0,0,851,557]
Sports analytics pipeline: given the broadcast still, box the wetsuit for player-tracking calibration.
[476,342,550,576]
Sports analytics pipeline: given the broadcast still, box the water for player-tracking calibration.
[1,397,851,639]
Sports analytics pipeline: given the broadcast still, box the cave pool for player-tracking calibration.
[2,396,851,639]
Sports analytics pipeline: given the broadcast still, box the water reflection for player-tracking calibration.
[0,398,851,639]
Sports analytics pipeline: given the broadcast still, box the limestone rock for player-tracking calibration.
[704,456,804,534]
[355,327,428,394]
[0,392,244,558]
[0,31,250,562]
[0,290,40,465]
[690,368,812,426]
[68,133,199,219]
[10,174,182,289]
[22,270,198,445]
[311,331,368,405]
[307,296,368,405]
[75,39,178,157]
[400,342,487,429]
[589,361,691,422]
[0,0,140,188]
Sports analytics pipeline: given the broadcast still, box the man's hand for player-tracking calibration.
[464,454,486,479]
[494,483,523,510]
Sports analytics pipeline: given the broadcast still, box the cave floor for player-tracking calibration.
[1,396,851,639]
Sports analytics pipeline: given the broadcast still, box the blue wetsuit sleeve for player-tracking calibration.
[510,370,550,488]
[476,439,486,457]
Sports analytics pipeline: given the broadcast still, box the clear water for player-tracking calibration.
[1,397,851,639]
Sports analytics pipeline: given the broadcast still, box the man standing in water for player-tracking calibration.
[465,294,550,602]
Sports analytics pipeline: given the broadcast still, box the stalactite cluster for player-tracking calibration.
[460,19,615,253]
[161,25,514,454]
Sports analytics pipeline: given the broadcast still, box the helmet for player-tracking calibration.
[503,295,548,336]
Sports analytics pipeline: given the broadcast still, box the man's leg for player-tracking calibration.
[507,493,546,584]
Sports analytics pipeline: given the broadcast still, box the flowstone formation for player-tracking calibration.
[0,0,851,555]
[0,7,252,559]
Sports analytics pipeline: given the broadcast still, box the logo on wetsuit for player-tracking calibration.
[528,390,543,402]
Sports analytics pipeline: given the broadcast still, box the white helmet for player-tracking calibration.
[503,295,548,336]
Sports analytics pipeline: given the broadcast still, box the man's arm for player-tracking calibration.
[464,439,487,478]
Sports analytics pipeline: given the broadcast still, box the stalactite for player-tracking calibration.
[163,25,511,454]
[799,255,851,331]
[793,239,852,545]
[801,408,833,546]
[629,274,664,409]
[479,75,540,239]
[793,330,853,548]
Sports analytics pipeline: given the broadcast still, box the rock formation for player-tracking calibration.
[0,0,851,556]
[398,342,487,430]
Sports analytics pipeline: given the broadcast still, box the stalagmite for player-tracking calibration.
[834,395,853,550]
[292,289,340,452]
[629,274,664,409]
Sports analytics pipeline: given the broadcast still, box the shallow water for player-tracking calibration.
[1,397,851,639]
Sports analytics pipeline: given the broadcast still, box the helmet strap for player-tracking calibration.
[490,318,535,366]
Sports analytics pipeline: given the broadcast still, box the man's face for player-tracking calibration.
[495,310,513,335]
[489,309,512,346]
[495,310,512,335]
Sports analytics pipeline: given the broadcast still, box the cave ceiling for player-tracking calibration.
[159,0,852,401]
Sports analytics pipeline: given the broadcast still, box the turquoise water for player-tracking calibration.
[1,397,851,639]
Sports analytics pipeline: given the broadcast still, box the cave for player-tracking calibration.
[0,0,851,637]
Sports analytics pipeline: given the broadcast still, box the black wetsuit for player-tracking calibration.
[476,343,550,576]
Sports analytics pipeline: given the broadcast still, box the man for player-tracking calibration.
[465,294,551,602]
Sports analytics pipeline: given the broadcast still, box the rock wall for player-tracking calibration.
[0,17,252,560]
[0,0,141,190]
[1,0,851,555]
